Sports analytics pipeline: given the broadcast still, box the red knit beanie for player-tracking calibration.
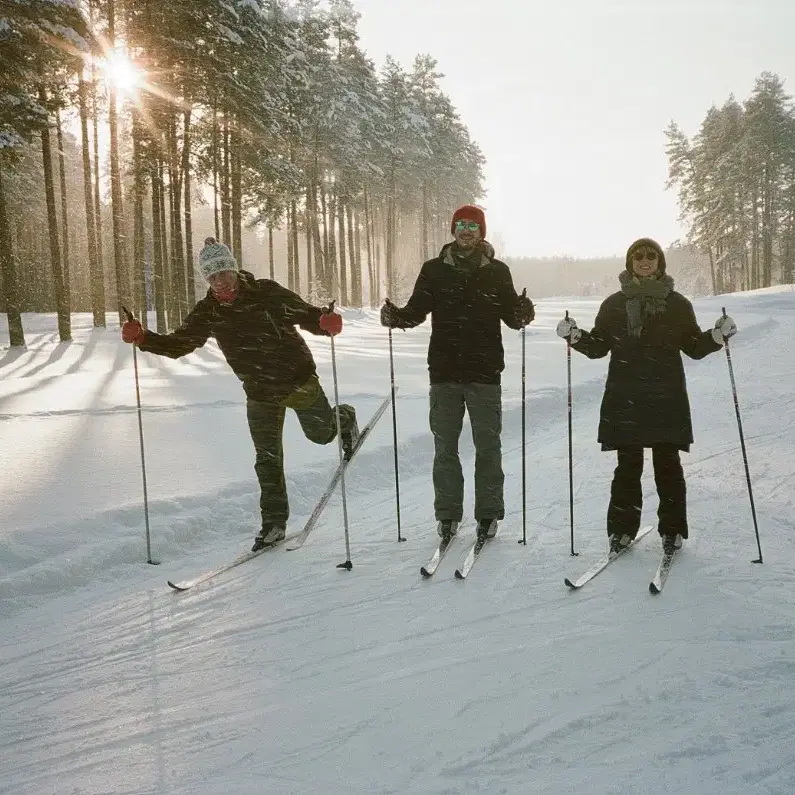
[451,205,486,238]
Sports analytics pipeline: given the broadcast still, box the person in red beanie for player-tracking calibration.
[120,237,358,552]
[380,205,535,543]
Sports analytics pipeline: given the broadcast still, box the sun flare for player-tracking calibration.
[101,52,141,95]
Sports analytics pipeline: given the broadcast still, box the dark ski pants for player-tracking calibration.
[607,445,688,540]
[246,376,354,527]
[429,383,504,523]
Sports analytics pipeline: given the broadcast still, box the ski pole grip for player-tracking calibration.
[722,306,727,317]
[325,299,336,314]
[565,310,569,320]
[122,305,134,323]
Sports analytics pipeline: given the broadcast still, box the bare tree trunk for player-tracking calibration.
[354,208,365,306]
[762,166,774,288]
[363,187,375,306]
[387,162,396,297]
[132,112,147,323]
[421,181,428,261]
[150,164,167,332]
[337,194,348,305]
[286,211,294,292]
[39,89,70,341]
[91,64,104,310]
[182,105,195,303]
[221,114,231,245]
[706,245,717,296]
[77,72,104,327]
[347,203,360,307]
[0,162,25,346]
[107,0,129,321]
[268,225,275,279]
[212,105,220,240]
[291,200,300,295]
[328,188,338,299]
[88,3,105,319]
[231,118,242,266]
[311,183,325,293]
[158,158,174,327]
[55,106,71,310]
[167,113,187,324]
[305,186,313,297]
[320,181,329,265]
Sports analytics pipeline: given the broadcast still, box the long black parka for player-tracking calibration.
[573,290,721,451]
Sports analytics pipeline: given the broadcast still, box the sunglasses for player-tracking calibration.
[455,220,481,232]
[632,250,658,262]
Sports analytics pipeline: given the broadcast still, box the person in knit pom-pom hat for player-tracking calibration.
[119,235,359,553]
[198,237,239,280]
[555,236,737,557]
[380,204,536,543]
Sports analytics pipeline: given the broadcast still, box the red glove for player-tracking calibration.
[319,310,343,336]
[121,319,145,344]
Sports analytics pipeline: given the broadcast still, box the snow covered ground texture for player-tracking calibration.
[1,289,794,795]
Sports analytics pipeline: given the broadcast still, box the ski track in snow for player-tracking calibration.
[1,295,795,794]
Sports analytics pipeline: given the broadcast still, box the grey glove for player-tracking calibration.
[711,315,737,345]
[556,316,582,344]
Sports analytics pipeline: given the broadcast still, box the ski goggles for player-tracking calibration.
[454,220,481,232]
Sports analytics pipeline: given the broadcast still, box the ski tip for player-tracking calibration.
[454,570,465,580]
[167,581,187,592]
[649,582,661,595]
[564,578,578,589]
[420,567,432,577]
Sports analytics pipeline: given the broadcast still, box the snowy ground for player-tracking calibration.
[1,288,794,794]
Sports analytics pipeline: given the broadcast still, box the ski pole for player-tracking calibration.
[325,300,353,570]
[121,305,158,565]
[721,307,763,564]
[518,289,528,546]
[566,311,577,556]
[387,318,406,542]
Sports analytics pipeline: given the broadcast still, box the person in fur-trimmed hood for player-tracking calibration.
[380,204,535,542]
[120,238,359,552]
[556,237,738,555]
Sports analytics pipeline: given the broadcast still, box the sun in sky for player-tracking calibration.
[100,51,141,96]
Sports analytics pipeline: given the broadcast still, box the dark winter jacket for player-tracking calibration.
[573,289,721,451]
[138,271,328,402]
[389,243,525,384]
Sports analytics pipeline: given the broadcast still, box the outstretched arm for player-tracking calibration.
[138,304,212,358]
[266,281,328,336]
[565,302,612,359]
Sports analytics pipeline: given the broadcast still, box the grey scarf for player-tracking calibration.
[618,271,674,337]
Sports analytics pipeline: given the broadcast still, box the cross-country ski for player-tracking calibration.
[564,525,654,589]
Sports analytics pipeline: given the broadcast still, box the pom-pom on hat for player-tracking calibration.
[199,237,238,279]
[451,205,486,238]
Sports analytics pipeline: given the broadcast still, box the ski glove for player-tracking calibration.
[319,309,343,336]
[380,299,400,328]
[515,294,535,326]
[121,319,145,344]
[711,315,737,345]
[556,317,582,344]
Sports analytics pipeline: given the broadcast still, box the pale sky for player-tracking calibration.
[352,0,795,258]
